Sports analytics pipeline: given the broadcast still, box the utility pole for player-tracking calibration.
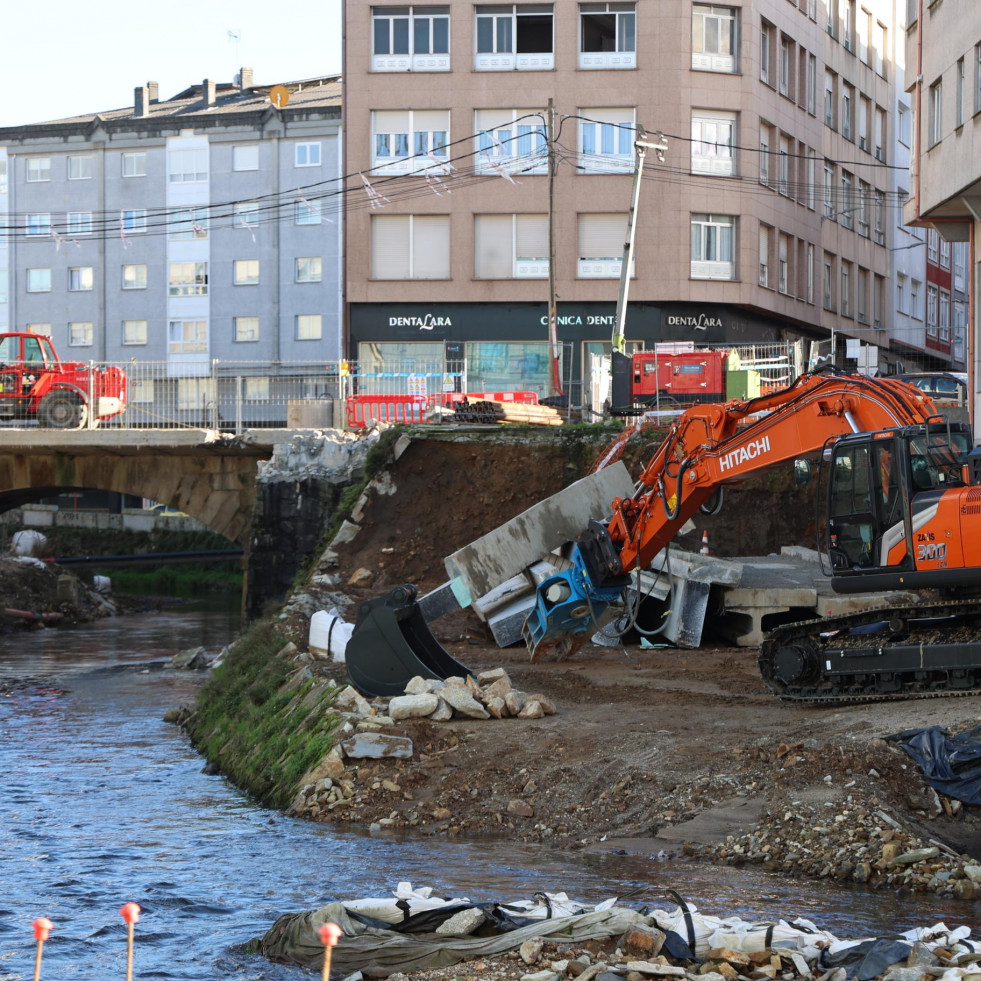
[547,98,562,398]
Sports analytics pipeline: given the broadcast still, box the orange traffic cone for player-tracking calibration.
[700,531,710,555]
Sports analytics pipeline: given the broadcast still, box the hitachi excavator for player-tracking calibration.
[519,368,980,702]
[345,367,981,704]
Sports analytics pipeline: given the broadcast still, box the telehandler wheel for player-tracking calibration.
[38,391,87,429]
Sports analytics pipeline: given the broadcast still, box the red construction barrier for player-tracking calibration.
[346,391,540,427]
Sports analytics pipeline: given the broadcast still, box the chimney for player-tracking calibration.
[202,79,216,107]
[238,66,254,91]
[134,85,150,117]
[147,81,159,103]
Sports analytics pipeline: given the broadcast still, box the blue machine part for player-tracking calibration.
[522,543,626,658]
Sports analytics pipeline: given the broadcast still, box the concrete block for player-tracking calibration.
[488,595,537,647]
[416,581,461,621]
[444,462,633,600]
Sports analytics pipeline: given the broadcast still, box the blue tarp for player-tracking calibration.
[886,724,981,804]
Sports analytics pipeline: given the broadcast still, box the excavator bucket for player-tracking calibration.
[345,584,471,697]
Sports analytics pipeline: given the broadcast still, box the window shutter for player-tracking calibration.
[578,214,626,259]
[412,216,450,278]
[475,215,513,278]
[372,215,411,279]
[516,215,548,260]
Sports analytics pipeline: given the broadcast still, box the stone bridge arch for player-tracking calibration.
[0,431,272,545]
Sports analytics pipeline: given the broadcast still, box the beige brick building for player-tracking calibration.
[342,1,903,400]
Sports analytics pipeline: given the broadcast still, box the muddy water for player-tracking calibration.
[0,606,973,981]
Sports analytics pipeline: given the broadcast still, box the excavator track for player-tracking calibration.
[758,597,981,703]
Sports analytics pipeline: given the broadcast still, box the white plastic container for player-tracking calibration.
[308,608,354,662]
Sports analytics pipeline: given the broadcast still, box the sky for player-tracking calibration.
[1,0,343,127]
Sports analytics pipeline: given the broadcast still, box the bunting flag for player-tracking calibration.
[424,155,454,195]
[360,172,391,208]
[119,218,130,249]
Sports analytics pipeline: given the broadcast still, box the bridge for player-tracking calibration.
[0,428,344,618]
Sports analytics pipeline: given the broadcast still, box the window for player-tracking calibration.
[761,21,772,84]
[296,315,322,340]
[759,225,771,287]
[169,320,208,355]
[940,237,951,270]
[840,262,851,318]
[474,109,547,175]
[168,262,208,297]
[177,378,216,410]
[475,4,554,71]
[295,200,322,225]
[579,108,636,173]
[759,127,771,185]
[911,280,921,319]
[824,70,836,128]
[858,97,870,150]
[27,268,52,292]
[823,161,834,218]
[122,321,148,345]
[690,213,735,280]
[122,151,146,177]
[233,145,259,170]
[927,228,939,264]
[68,155,93,180]
[896,274,906,316]
[842,83,854,140]
[692,5,737,73]
[806,243,815,304]
[957,58,966,127]
[168,207,209,240]
[123,264,147,290]
[927,285,938,336]
[26,323,51,338]
[374,109,450,173]
[371,214,450,279]
[859,7,871,62]
[578,213,631,278]
[580,2,636,69]
[26,158,51,182]
[68,267,94,291]
[843,0,855,50]
[857,181,870,237]
[778,234,790,294]
[873,21,885,76]
[858,267,868,322]
[976,44,981,115]
[841,172,853,228]
[940,289,951,341]
[807,152,816,209]
[779,35,793,97]
[823,253,834,310]
[67,212,93,235]
[234,316,260,342]
[826,0,838,37]
[691,111,736,175]
[806,54,817,113]
[295,257,322,283]
[120,210,147,233]
[778,135,790,195]
[168,148,208,183]
[372,5,450,71]
[295,142,322,167]
[874,107,885,161]
[474,214,549,278]
[235,202,260,229]
[928,78,942,145]
[27,214,51,236]
[244,377,270,401]
[233,259,260,285]
[0,158,7,195]
[69,323,94,347]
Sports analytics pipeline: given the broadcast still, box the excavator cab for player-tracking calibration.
[826,421,973,587]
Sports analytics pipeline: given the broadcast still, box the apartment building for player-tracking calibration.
[903,0,979,397]
[343,1,902,397]
[0,71,342,373]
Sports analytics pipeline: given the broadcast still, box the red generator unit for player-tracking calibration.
[631,349,728,405]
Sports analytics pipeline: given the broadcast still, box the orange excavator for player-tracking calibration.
[518,367,980,701]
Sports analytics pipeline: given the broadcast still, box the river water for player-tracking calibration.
[0,605,975,981]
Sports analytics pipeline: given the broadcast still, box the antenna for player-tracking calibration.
[227,28,241,67]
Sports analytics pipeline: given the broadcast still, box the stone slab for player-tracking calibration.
[443,462,633,600]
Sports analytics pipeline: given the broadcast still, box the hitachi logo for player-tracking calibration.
[719,436,771,473]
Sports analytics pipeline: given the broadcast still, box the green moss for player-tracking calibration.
[184,619,341,808]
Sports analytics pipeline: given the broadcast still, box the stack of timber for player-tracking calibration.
[452,398,564,426]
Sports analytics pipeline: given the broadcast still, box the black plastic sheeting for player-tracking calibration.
[819,939,912,981]
[886,725,981,804]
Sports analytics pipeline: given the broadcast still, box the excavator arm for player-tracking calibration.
[522,370,940,658]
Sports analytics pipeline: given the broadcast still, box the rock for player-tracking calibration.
[482,677,514,701]
[435,908,486,936]
[340,732,413,759]
[440,685,491,719]
[432,806,452,820]
[520,939,545,965]
[430,698,454,722]
[170,646,211,669]
[953,879,976,899]
[335,686,373,717]
[707,949,752,969]
[521,973,558,981]
[962,865,981,884]
[518,700,546,719]
[881,841,903,863]
[888,847,940,866]
[347,567,374,587]
[620,925,665,958]
[389,693,439,720]
[404,676,435,695]
[508,799,535,818]
[906,944,940,968]
[524,693,556,715]
[477,668,509,684]
[624,962,687,976]
[485,696,507,719]
[381,779,400,792]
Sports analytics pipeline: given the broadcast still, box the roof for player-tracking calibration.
[1,74,342,133]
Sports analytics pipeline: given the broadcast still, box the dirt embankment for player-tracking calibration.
[288,429,981,897]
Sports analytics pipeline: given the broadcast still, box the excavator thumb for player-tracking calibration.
[345,584,471,697]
